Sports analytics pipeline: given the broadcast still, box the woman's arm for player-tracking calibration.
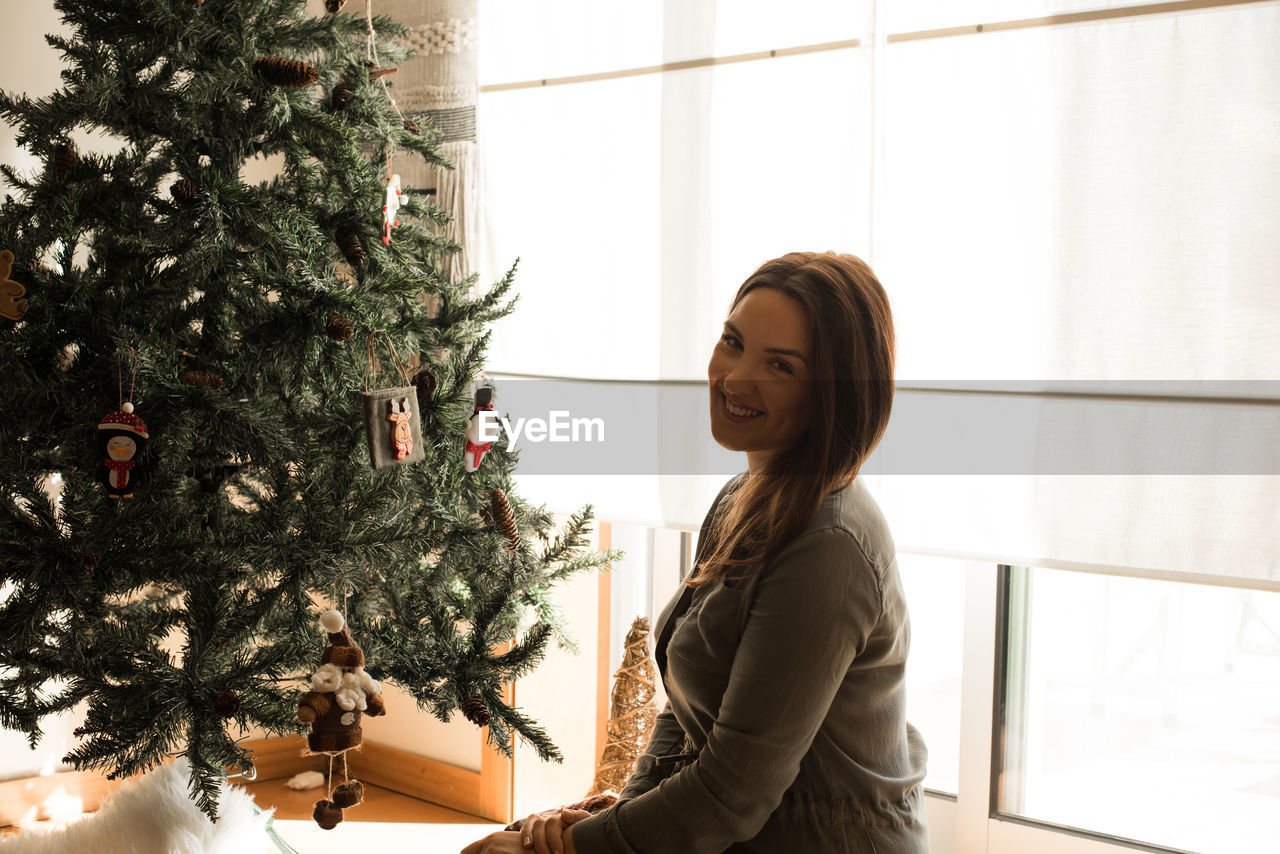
[569,527,882,854]
[615,701,684,800]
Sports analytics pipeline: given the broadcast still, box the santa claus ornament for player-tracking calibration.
[96,349,148,499]
[297,609,387,830]
[464,385,495,473]
[362,331,425,469]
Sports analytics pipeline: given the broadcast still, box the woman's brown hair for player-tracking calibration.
[686,252,895,587]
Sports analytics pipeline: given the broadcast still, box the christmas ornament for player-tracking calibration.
[326,314,354,342]
[0,249,28,320]
[325,0,348,12]
[460,694,489,727]
[332,780,363,808]
[378,174,399,245]
[312,799,342,830]
[170,178,200,205]
[336,226,365,267]
[330,82,355,111]
[297,609,385,830]
[53,141,77,177]
[488,487,520,552]
[464,385,495,473]
[253,56,319,88]
[97,404,148,499]
[382,173,402,245]
[362,331,425,469]
[589,616,659,795]
[97,350,148,499]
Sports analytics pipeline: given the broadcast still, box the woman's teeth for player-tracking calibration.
[725,396,763,417]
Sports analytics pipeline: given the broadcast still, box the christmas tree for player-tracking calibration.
[0,0,618,819]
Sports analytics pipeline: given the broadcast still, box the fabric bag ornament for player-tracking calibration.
[362,331,425,469]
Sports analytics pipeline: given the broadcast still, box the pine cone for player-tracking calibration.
[403,119,421,135]
[53,142,77,177]
[82,552,99,577]
[254,56,319,89]
[489,488,520,552]
[336,227,365,267]
[325,0,348,12]
[460,695,490,727]
[410,368,436,400]
[326,314,354,342]
[331,82,355,110]
[170,178,200,204]
[213,690,241,718]
[180,369,224,388]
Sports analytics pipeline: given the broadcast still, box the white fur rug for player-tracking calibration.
[0,758,278,854]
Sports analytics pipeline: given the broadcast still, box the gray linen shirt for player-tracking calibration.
[571,473,930,854]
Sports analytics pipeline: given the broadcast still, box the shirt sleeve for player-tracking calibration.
[571,527,884,854]
[615,701,686,801]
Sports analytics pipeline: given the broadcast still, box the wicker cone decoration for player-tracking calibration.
[488,488,520,552]
[590,617,659,795]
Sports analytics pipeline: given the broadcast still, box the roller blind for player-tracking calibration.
[477,0,1280,588]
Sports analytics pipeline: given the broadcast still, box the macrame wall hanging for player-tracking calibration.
[382,0,479,284]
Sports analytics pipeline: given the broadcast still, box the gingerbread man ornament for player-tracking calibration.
[0,250,29,321]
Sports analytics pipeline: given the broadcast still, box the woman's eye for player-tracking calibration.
[719,333,740,349]
[772,360,794,375]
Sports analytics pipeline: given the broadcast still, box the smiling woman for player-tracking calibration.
[464,252,928,854]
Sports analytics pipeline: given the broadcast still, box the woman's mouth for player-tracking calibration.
[722,392,764,421]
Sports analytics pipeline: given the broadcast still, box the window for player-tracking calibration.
[997,566,1280,854]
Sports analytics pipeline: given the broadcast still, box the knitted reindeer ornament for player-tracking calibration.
[297,609,386,829]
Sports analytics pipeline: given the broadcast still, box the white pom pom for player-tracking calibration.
[122,402,134,414]
[320,609,345,633]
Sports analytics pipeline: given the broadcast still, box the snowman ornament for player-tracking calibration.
[96,403,149,498]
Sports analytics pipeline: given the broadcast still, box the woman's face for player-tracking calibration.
[708,287,814,471]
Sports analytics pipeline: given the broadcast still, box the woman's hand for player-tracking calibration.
[518,807,591,854]
[460,831,527,854]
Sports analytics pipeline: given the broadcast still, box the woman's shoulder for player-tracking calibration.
[796,477,896,576]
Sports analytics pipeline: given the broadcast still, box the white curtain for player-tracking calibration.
[477,0,1280,588]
